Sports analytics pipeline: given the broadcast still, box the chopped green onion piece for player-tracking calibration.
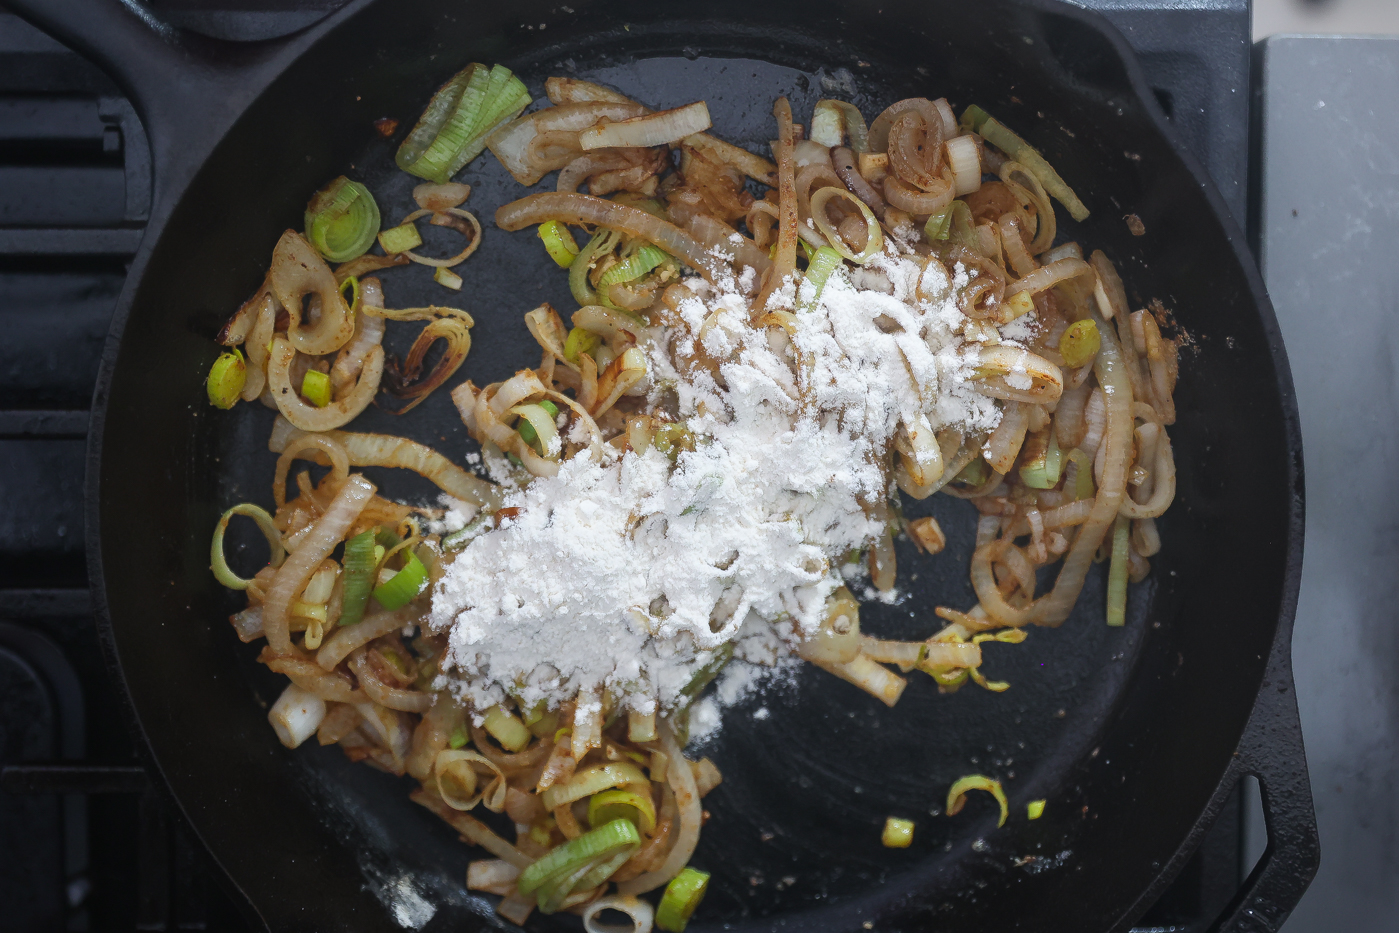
[1066,448,1095,500]
[516,399,560,448]
[948,199,980,252]
[304,176,380,263]
[570,228,619,306]
[516,818,641,913]
[434,266,463,290]
[946,774,1009,828]
[799,246,844,311]
[301,369,331,408]
[954,456,989,487]
[652,422,695,461]
[442,514,492,552]
[963,105,1089,221]
[377,222,422,255]
[1059,319,1101,368]
[448,723,470,750]
[1019,429,1063,489]
[680,642,734,700]
[507,452,524,467]
[563,326,601,363]
[339,275,361,314]
[206,348,246,409]
[925,205,954,241]
[539,220,580,268]
[598,244,669,286]
[372,549,428,610]
[969,666,1011,692]
[882,816,915,848]
[1005,289,1036,321]
[338,530,377,626]
[210,503,285,590]
[1028,799,1046,820]
[656,867,710,932]
[1106,514,1130,626]
[482,706,531,752]
[799,237,817,262]
[587,787,657,833]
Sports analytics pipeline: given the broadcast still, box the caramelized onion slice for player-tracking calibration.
[269,230,355,356]
[267,336,382,432]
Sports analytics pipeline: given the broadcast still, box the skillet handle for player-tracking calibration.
[1,0,344,207]
[1209,646,1320,931]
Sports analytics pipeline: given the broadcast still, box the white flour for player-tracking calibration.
[429,251,1005,723]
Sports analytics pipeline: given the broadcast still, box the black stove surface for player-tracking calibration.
[0,2,1254,930]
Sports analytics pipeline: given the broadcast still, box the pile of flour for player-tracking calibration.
[429,251,1008,719]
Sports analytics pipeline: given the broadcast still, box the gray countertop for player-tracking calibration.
[1255,33,1399,933]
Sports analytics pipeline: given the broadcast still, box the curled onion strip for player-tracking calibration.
[1119,425,1175,518]
[315,606,417,671]
[262,474,375,653]
[269,230,354,356]
[617,725,699,895]
[399,208,481,268]
[381,316,473,414]
[211,504,285,590]
[273,433,350,510]
[496,193,728,283]
[329,278,386,397]
[434,748,508,812]
[411,787,533,868]
[809,187,883,263]
[260,647,367,703]
[970,345,1064,405]
[348,647,432,713]
[831,146,887,219]
[267,336,382,432]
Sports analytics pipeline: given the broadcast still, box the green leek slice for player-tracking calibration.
[962,105,1089,221]
[304,176,380,263]
[587,788,657,834]
[372,549,428,610]
[516,818,640,913]
[569,228,620,306]
[482,706,531,752]
[1106,514,1129,626]
[301,369,331,408]
[338,529,377,626]
[563,326,601,363]
[946,774,1009,827]
[539,220,579,267]
[397,63,531,184]
[799,246,844,311]
[1059,319,1101,368]
[210,503,285,590]
[206,348,246,410]
[448,723,470,750]
[1028,799,1046,820]
[924,204,954,241]
[516,399,559,448]
[598,244,669,286]
[882,816,914,848]
[442,513,492,552]
[378,222,423,255]
[1019,429,1063,489]
[656,867,710,932]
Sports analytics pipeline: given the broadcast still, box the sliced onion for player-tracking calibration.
[349,647,432,713]
[315,606,417,671]
[269,419,503,509]
[413,787,533,868]
[435,748,507,812]
[945,135,982,196]
[559,151,633,193]
[381,316,473,414]
[809,186,883,263]
[269,230,354,356]
[676,211,771,278]
[261,648,366,703]
[932,98,958,139]
[831,146,886,219]
[413,182,471,211]
[868,98,944,153]
[267,337,382,432]
[546,76,634,105]
[888,111,944,191]
[488,102,648,185]
[496,193,728,283]
[395,208,481,268]
[682,132,777,186]
[261,474,375,653]
[511,402,562,458]
[883,173,954,215]
[580,101,710,150]
[616,726,698,895]
[329,280,386,397]
[971,345,1064,405]
[583,895,654,933]
[468,859,522,895]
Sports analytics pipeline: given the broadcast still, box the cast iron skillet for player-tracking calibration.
[8,0,1319,930]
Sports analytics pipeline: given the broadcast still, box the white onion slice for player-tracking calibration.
[579,101,711,150]
[268,683,325,748]
[583,895,655,933]
[945,134,983,196]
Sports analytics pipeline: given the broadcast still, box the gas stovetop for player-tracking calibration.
[0,2,1258,930]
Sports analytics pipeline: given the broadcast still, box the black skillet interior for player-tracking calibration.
[92,0,1296,930]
